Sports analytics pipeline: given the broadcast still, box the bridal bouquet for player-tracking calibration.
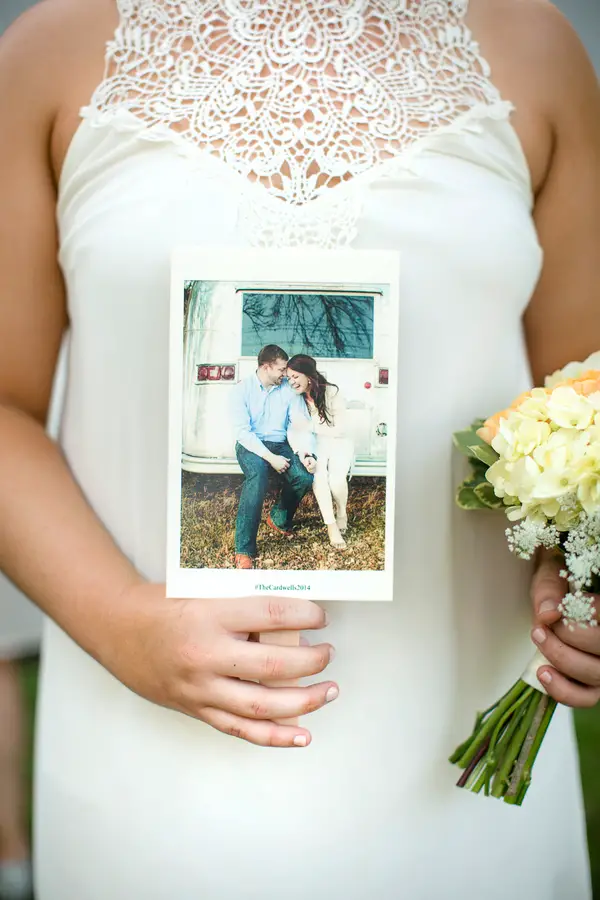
[450,352,600,805]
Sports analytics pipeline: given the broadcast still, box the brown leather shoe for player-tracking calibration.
[235,553,254,569]
[266,513,294,538]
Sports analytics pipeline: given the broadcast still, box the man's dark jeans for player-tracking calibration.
[235,440,313,557]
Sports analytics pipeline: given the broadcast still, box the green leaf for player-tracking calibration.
[468,443,500,467]
[453,428,481,456]
[468,457,490,478]
[456,485,491,510]
[453,428,498,467]
[463,467,488,489]
[474,482,504,509]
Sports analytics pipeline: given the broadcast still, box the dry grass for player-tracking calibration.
[180,471,386,571]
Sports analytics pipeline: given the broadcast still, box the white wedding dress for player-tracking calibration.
[36,2,591,898]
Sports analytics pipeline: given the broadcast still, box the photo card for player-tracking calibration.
[167,247,400,601]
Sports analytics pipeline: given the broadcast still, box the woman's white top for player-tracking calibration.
[36,2,591,898]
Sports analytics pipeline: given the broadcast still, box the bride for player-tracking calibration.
[286,354,354,549]
[1,1,599,898]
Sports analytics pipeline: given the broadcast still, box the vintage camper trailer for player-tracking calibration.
[181,280,391,476]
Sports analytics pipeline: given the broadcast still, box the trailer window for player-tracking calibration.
[241,292,374,359]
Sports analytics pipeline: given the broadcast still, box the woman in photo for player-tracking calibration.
[287,354,354,550]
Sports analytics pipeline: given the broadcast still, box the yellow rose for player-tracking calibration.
[517,389,551,421]
[486,459,514,498]
[487,455,541,504]
[492,415,551,462]
[532,428,590,471]
[478,389,547,445]
[530,469,574,502]
[578,473,600,515]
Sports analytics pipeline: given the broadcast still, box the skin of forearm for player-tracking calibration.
[0,404,143,660]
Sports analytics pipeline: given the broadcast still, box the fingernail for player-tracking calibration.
[293,735,307,747]
[329,646,336,662]
[539,671,552,685]
[539,600,556,615]
[323,611,330,626]
[326,686,339,703]
[532,628,546,644]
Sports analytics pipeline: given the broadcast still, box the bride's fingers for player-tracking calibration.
[534,665,600,709]
[532,625,600,700]
[205,677,338,722]
[215,637,333,681]
[200,707,313,748]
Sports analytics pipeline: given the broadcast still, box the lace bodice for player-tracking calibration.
[83,0,513,245]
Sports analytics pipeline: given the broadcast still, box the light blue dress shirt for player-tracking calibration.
[230,373,312,459]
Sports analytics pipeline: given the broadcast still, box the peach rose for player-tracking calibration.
[552,370,600,396]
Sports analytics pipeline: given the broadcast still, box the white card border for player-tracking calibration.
[167,246,400,601]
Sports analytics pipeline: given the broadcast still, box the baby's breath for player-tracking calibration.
[559,493,580,513]
[563,512,600,590]
[558,589,598,630]
[506,520,559,560]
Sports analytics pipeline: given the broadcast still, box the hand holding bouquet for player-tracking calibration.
[450,352,600,805]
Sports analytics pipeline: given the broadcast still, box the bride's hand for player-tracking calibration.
[530,554,600,708]
[96,582,337,746]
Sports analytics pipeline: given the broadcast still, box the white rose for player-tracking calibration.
[547,387,594,430]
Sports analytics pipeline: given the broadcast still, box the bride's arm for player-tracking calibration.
[0,7,337,745]
[521,11,600,710]
[523,11,600,383]
[0,8,143,662]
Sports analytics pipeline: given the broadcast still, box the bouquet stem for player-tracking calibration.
[449,677,557,805]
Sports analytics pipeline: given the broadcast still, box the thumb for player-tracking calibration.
[531,553,565,626]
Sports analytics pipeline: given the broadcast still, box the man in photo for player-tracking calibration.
[231,344,316,569]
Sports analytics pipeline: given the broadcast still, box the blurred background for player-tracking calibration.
[0,0,599,898]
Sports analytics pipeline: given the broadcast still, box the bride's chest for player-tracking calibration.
[58,120,542,318]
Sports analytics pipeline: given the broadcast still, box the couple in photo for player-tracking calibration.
[230,344,354,569]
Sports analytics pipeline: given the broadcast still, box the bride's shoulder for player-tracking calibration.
[0,0,115,71]
[470,0,596,102]
[0,0,118,176]
[469,0,598,190]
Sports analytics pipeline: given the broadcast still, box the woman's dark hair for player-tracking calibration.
[286,354,338,426]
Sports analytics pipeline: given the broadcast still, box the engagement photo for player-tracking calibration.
[169,254,399,598]
[180,344,386,572]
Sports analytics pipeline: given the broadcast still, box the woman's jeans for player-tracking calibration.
[235,440,313,557]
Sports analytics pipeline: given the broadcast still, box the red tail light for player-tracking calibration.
[197,364,236,383]
[378,367,389,386]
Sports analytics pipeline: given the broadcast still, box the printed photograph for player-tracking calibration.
[167,248,399,600]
